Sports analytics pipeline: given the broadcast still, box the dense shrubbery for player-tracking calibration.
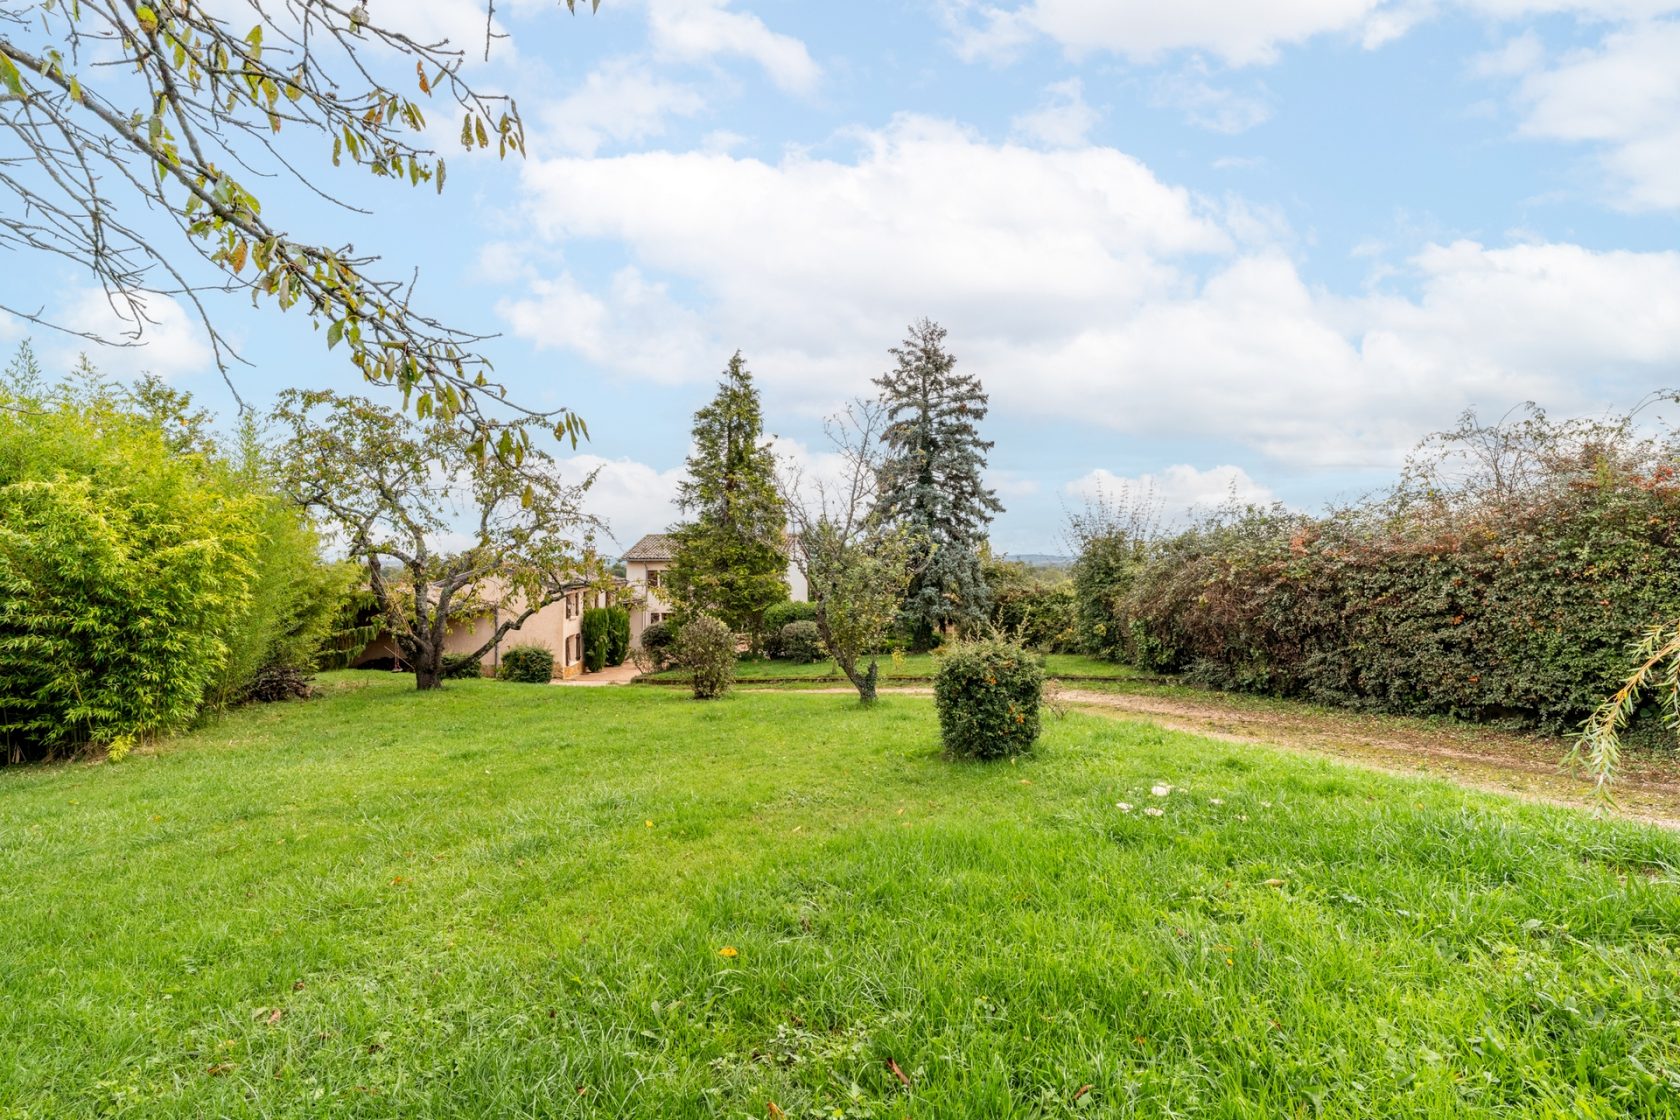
[0,347,343,761]
[605,606,631,667]
[983,555,1078,652]
[1077,408,1680,736]
[933,640,1045,759]
[497,644,554,683]
[765,600,819,633]
[777,620,825,663]
[441,653,484,680]
[581,607,610,673]
[763,600,819,658]
[640,620,678,669]
[676,614,736,699]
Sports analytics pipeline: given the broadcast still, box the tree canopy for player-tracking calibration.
[874,319,1003,650]
[0,0,593,443]
[781,400,916,703]
[273,389,601,690]
[666,352,788,644]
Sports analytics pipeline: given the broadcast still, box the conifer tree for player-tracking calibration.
[874,319,1003,651]
[667,353,789,647]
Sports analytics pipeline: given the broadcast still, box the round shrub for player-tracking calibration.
[778,620,825,664]
[933,640,1045,760]
[497,644,554,684]
[640,619,678,669]
[676,613,736,700]
[765,599,819,634]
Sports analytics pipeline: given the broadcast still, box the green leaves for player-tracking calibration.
[0,54,23,98]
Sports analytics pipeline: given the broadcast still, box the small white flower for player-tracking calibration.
[1208,797,1224,806]
[1151,784,1173,797]
[1115,802,1133,812]
[1143,806,1165,817]
[1237,813,1249,821]
[1260,800,1273,808]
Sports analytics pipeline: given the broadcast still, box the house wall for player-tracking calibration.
[353,583,611,680]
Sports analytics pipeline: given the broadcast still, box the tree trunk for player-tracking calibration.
[857,658,879,704]
[910,617,936,654]
[412,643,444,691]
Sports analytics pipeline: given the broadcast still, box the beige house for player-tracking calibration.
[354,577,616,681]
[623,532,809,647]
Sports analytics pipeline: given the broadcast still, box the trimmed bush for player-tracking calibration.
[581,607,611,673]
[606,606,631,667]
[440,653,483,680]
[778,620,825,663]
[933,640,1045,760]
[676,613,736,700]
[640,620,678,669]
[497,644,554,684]
[765,599,819,633]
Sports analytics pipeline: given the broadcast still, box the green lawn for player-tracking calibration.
[643,651,1143,683]
[4,675,1679,1118]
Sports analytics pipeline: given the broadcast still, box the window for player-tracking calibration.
[647,570,662,589]
[564,593,577,619]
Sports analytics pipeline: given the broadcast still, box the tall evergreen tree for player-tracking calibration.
[667,353,789,647]
[874,319,1004,651]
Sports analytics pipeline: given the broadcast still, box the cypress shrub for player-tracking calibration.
[581,608,610,673]
[605,606,631,666]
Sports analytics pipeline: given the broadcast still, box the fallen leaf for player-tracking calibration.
[267,1008,284,1027]
[292,980,306,992]
[888,1058,911,1086]
[718,946,739,958]
[1074,1084,1092,1101]
[206,1063,234,1076]
[1264,878,1286,888]
[767,1102,786,1119]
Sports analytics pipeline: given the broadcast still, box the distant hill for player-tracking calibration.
[1004,553,1074,570]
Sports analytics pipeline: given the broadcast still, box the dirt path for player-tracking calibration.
[777,682,1680,827]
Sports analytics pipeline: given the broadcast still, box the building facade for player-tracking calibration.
[622,533,808,647]
[354,578,614,680]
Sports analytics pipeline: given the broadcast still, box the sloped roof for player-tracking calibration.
[623,532,677,562]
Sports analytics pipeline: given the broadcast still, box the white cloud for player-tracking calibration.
[1150,66,1273,133]
[559,454,685,551]
[505,116,1680,471]
[1469,30,1545,78]
[1509,20,1680,210]
[47,289,214,380]
[946,0,1680,67]
[1010,78,1102,147]
[498,266,713,384]
[646,0,820,93]
[535,57,707,156]
[949,0,1392,66]
[1068,464,1276,520]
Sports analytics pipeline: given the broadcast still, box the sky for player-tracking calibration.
[5,0,1680,555]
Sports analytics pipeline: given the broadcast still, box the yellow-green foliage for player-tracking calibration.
[0,346,339,760]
